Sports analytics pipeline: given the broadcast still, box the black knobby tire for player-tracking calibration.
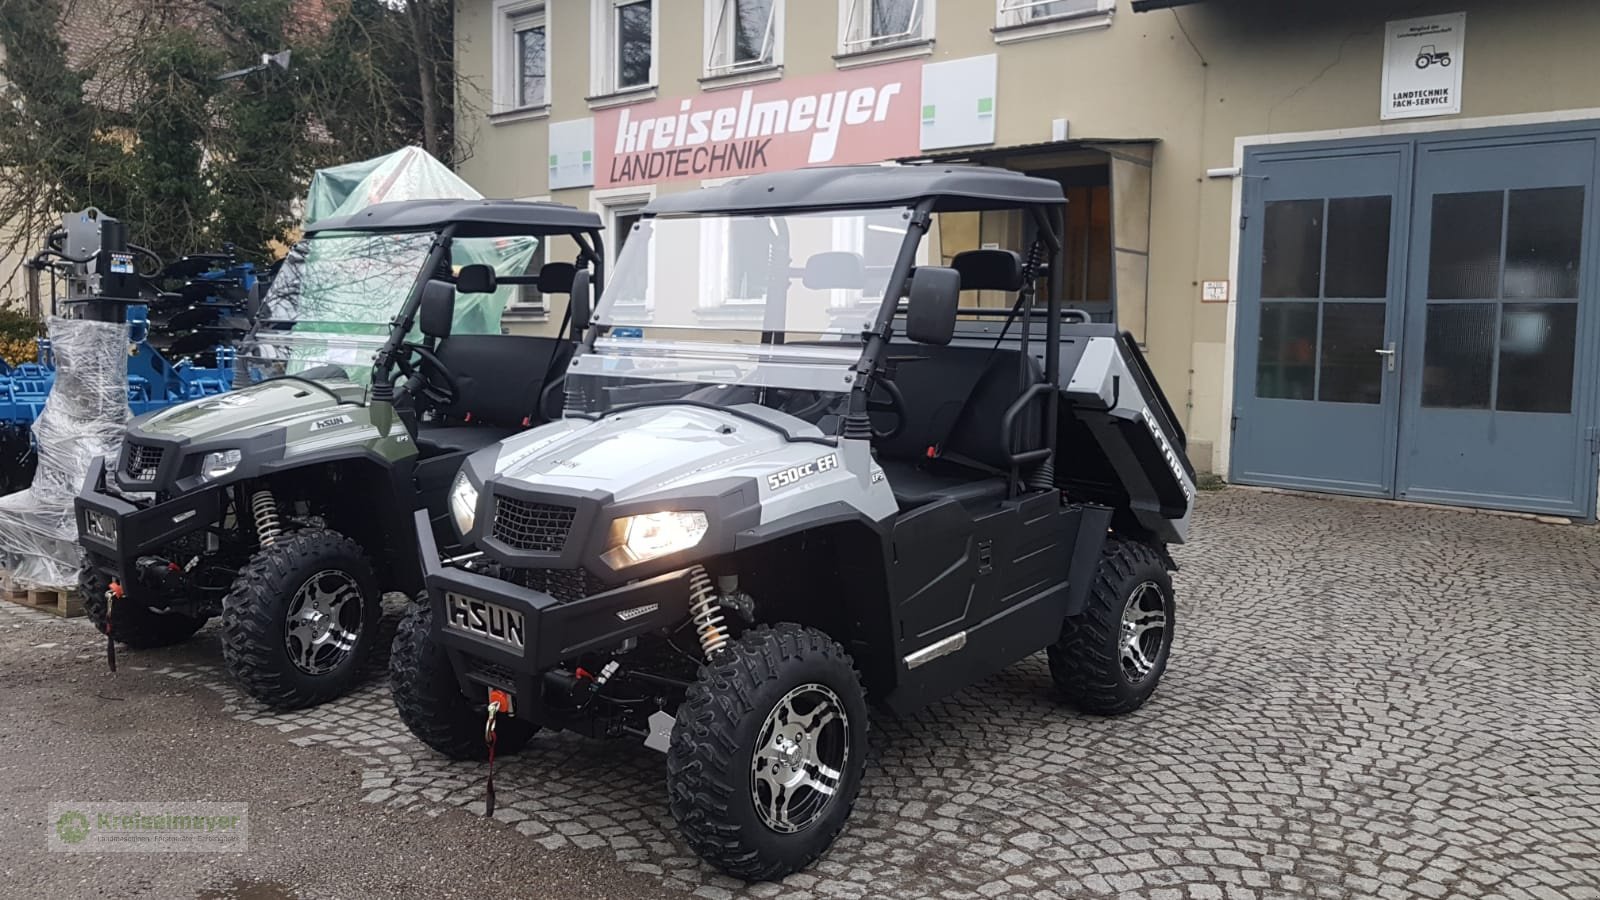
[80,567,208,649]
[220,528,381,709]
[1048,538,1176,716]
[667,623,869,881]
[389,597,536,760]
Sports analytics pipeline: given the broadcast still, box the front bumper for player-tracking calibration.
[75,456,224,581]
[415,510,695,706]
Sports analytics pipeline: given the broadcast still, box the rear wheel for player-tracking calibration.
[390,597,536,760]
[667,623,868,881]
[80,567,208,649]
[1048,538,1175,716]
[220,529,381,709]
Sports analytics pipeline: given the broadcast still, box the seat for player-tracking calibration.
[415,424,518,457]
[431,334,573,428]
[879,459,1008,510]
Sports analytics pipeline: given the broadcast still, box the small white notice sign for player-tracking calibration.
[1382,13,1465,120]
[1202,281,1229,303]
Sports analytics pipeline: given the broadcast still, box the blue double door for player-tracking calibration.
[1233,126,1600,518]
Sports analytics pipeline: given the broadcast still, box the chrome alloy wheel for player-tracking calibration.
[283,569,364,675]
[1119,581,1169,684]
[750,683,850,834]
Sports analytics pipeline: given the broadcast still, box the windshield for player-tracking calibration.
[243,230,536,383]
[572,207,917,425]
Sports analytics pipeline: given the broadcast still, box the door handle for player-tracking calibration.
[1375,343,1397,372]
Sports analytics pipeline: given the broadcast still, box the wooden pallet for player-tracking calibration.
[0,579,84,617]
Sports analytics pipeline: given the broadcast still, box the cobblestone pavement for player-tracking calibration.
[9,488,1600,899]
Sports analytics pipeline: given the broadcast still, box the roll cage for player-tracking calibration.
[590,164,1070,498]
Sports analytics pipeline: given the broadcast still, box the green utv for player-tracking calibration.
[391,167,1195,879]
[75,199,606,709]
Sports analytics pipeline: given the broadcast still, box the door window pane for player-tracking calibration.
[1497,302,1578,413]
[1421,303,1497,409]
[1505,187,1585,300]
[1319,303,1386,404]
[1257,301,1318,400]
[1261,200,1323,298]
[616,1,653,89]
[1324,196,1392,298]
[1428,192,1504,300]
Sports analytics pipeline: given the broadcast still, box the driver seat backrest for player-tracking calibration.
[430,334,574,429]
[872,345,998,462]
[938,351,1045,473]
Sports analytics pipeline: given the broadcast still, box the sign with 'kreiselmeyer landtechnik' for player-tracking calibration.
[594,60,921,189]
[1382,13,1466,120]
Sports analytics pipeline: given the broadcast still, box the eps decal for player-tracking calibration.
[767,453,839,491]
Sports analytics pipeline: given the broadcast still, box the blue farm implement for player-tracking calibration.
[0,211,264,493]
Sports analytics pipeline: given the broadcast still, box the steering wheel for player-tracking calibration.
[395,342,460,410]
[866,377,906,441]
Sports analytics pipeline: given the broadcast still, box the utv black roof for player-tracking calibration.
[643,165,1066,217]
[306,198,603,238]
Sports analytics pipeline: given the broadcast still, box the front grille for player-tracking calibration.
[123,442,164,482]
[492,496,576,553]
[462,653,518,690]
[502,567,603,603]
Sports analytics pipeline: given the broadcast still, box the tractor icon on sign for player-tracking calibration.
[1415,45,1453,69]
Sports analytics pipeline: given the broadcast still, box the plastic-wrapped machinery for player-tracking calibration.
[0,317,129,588]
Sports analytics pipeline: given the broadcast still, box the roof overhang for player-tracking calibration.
[1131,0,1208,11]
[903,138,1160,167]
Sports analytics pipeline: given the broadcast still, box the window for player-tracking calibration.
[995,0,1113,40]
[592,0,657,96]
[840,0,932,55]
[706,0,782,75]
[493,1,549,115]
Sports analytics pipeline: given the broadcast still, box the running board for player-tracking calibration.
[904,631,967,670]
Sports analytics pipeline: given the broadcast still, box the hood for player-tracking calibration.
[483,405,809,503]
[132,377,365,443]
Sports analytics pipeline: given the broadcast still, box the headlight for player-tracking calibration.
[449,472,479,535]
[604,511,708,567]
[200,449,242,481]
[84,509,117,543]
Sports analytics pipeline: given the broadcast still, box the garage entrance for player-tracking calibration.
[1232,123,1600,518]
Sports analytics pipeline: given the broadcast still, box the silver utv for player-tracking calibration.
[390,166,1195,880]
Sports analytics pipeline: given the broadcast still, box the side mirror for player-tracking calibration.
[905,266,960,346]
[536,261,577,294]
[569,269,592,336]
[456,263,497,294]
[419,279,455,339]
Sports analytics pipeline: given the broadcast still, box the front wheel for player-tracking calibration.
[220,529,381,709]
[80,567,208,649]
[667,623,868,881]
[1048,538,1175,716]
[390,596,536,760]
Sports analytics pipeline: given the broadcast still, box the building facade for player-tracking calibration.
[454,0,1600,519]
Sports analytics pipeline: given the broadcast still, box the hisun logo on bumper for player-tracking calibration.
[444,593,526,651]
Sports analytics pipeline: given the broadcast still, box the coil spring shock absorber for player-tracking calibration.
[251,490,282,547]
[687,566,728,659]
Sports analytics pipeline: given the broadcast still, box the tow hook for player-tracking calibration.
[104,580,124,674]
[482,688,513,817]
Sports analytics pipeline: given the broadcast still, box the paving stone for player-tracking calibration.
[44,489,1596,900]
